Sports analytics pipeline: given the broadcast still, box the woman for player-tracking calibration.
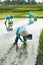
[13,26,28,51]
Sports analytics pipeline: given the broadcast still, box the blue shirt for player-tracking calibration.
[28,13,34,18]
[16,26,27,40]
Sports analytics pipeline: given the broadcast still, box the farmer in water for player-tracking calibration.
[28,12,34,25]
[5,15,13,30]
[13,26,28,51]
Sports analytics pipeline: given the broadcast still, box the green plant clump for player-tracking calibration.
[35,29,43,65]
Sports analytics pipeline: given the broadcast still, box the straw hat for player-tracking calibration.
[20,30,28,36]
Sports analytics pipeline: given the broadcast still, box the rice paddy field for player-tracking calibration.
[0,4,43,19]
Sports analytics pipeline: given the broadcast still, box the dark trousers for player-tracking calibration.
[14,37,18,45]
[14,36,27,48]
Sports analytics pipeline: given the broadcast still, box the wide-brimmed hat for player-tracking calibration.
[20,30,28,36]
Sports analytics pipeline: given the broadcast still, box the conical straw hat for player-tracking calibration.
[20,30,28,36]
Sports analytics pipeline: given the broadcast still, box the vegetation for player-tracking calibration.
[0,4,43,19]
[35,29,43,65]
[0,0,36,4]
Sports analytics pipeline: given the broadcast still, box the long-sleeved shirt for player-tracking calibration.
[16,26,27,40]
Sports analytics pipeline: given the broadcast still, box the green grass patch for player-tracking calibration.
[0,4,43,19]
[35,29,43,65]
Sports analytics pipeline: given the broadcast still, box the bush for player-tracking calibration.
[35,29,43,65]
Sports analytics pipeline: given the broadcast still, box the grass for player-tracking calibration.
[35,29,43,65]
[0,12,27,19]
[0,4,43,19]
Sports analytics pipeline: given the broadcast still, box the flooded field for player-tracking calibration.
[0,18,43,65]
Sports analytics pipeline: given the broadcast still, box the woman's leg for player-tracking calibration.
[15,37,19,51]
[23,37,28,55]
[13,36,19,51]
[23,37,27,48]
[13,36,18,45]
[10,36,18,50]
